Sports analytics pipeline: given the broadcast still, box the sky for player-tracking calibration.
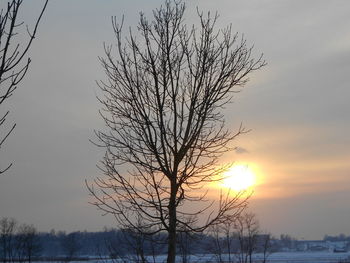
[0,0,349,240]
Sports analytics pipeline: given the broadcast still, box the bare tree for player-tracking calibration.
[121,228,148,263]
[208,225,226,263]
[209,220,240,263]
[260,233,272,263]
[60,232,81,262]
[87,1,265,263]
[222,221,238,263]
[234,212,260,263]
[177,229,195,263]
[101,226,165,263]
[0,217,17,263]
[15,224,41,263]
[0,0,48,174]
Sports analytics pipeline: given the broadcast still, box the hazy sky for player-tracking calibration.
[0,0,349,240]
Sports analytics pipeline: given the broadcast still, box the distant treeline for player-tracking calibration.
[2,217,350,262]
[37,231,350,257]
[0,218,273,260]
[324,234,350,242]
[2,228,274,259]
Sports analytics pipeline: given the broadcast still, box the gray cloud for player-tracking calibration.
[234,147,249,154]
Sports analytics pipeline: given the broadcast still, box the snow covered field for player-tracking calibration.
[63,252,350,263]
[252,252,350,262]
[186,252,350,263]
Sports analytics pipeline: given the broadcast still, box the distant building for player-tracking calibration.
[296,240,348,252]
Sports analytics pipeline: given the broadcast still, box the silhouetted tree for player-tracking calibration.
[0,0,48,174]
[235,212,259,263]
[102,225,165,263]
[209,220,241,263]
[0,218,17,263]
[87,1,265,263]
[209,225,225,263]
[177,230,194,263]
[60,233,81,262]
[260,233,272,263]
[15,224,41,263]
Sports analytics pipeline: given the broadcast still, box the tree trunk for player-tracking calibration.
[167,180,177,263]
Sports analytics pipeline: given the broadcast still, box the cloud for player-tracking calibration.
[234,147,249,154]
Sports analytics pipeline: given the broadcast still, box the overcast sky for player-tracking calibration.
[0,0,349,240]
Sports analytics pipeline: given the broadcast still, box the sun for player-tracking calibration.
[222,164,256,191]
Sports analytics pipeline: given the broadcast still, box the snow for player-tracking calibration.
[32,252,350,263]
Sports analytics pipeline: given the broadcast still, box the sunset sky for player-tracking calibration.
[0,0,349,240]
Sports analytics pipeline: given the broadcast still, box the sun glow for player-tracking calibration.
[222,164,256,191]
